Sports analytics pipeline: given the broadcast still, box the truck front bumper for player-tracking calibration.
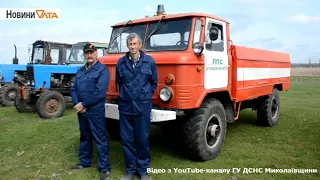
[105,103,176,122]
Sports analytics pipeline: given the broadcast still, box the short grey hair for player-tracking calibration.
[126,33,142,46]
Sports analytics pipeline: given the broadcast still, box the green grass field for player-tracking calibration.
[1,76,319,180]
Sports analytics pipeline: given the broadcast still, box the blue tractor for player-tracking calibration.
[14,41,108,119]
[0,45,27,106]
[0,41,73,107]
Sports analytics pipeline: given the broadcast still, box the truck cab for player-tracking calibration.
[100,5,290,162]
[101,8,231,115]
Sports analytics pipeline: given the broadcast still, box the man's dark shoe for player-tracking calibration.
[120,174,135,180]
[100,171,110,180]
[140,175,151,180]
[70,163,90,170]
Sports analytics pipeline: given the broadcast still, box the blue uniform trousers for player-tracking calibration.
[78,113,111,173]
[119,113,151,176]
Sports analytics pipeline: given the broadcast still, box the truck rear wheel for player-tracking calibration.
[182,98,227,161]
[257,88,280,127]
[0,84,19,106]
[36,91,66,119]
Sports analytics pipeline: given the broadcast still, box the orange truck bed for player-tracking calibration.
[231,45,291,102]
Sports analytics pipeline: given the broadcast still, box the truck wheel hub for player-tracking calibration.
[205,114,221,148]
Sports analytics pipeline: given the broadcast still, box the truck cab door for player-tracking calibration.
[203,18,228,89]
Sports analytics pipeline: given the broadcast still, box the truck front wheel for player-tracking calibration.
[36,91,66,119]
[182,98,227,161]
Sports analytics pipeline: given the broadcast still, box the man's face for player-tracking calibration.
[127,37,141,54]
[83,50,97,63]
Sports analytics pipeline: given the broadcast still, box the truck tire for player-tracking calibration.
[36,91,66,119]
[257,88,280,127]
[106,118,120,140]
[182,98,227,161]
[14,92,36,112]
[0,84,19,106]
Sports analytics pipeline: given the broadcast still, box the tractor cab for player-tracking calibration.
[28,40,73,65]
[66,41,108,65]
[15,41,109,119]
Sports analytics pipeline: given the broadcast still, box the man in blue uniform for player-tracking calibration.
[116,33,158,180]
[70,43,111,180]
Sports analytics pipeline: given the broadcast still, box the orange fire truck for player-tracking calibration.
[99,5,291,161]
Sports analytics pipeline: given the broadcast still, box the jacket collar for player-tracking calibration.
[81,59,100,71]
[120,50,148,63]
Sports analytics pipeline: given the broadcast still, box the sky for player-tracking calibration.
[0,0,319,64]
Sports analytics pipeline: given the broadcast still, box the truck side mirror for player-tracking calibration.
[209,26,219,41]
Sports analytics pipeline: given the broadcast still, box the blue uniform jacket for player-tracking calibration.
[116,50,158,115]
[70,60,110,117]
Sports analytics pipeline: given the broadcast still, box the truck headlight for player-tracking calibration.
[159,86,173,102]
[192,42,204,54]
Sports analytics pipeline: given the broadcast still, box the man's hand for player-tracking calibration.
[79,108,87,113]
[74,102,84,112]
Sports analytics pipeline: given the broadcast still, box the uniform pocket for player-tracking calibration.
[120,71,132,84]
[140,93,152,101]
[141,68,152,75]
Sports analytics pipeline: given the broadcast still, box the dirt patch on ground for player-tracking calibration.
[291,68,320,77]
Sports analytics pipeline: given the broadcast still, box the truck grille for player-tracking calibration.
[108,66,117,93]
[26,66,34,80]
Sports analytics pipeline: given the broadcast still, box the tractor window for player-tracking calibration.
[108,24,146,54]
[97,49,105,57]
[205,22,224,52]
[68,45,85,64]
[32,45,44,64]
[50,47,60,64]
[144,18,192,51]
[65,49,71,62]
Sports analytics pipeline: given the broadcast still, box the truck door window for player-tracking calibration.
[205,22,224,52]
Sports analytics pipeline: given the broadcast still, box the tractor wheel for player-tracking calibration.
[257,88,280,127]
[0,84,19,106]
[182,98,227,161]
[14,91,36,112]
[106,118,120,140]
[36,91,66,119]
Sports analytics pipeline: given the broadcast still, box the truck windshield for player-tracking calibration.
[68,45,86,64]
[108,24,146,54]
[144,18,192,52]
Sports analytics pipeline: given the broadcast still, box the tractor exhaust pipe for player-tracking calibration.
[13,44,18,64]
